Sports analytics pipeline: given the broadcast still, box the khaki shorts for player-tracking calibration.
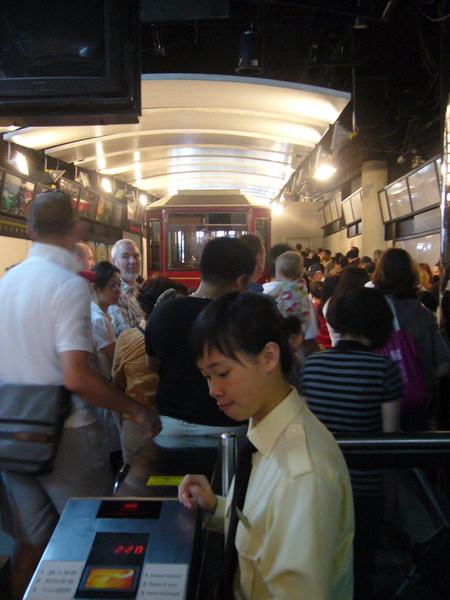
[0,422,113,545]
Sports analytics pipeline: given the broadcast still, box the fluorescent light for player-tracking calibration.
[15,152,29,175]
[97,156,106,170]
[101,178,112,193]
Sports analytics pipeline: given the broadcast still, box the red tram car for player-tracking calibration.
[145,190,271,288]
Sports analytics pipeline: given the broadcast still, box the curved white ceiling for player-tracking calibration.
[5,74,350,203]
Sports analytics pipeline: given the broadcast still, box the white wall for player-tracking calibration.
[271,201,323,250]
[323,230,362,255]
[0,236,32,277]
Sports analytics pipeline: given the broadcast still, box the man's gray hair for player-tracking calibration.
[111,238,139,260]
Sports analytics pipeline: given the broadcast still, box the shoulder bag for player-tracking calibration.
[375,297,429,409]
[0,383,71,475]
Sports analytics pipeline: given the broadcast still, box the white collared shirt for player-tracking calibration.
[206,388,354,600]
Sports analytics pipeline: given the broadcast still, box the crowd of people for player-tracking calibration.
[1,189,450,599]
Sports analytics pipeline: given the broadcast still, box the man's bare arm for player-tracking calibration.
[60,350,161,437]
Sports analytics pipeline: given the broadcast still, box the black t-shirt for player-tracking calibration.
[145,295,240,427]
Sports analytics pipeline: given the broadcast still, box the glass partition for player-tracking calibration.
[329,198,339,221]
[378,189,391,223]
[351,190,362,220]
[386,179,412,219]
[408,161,441,212]
[342,198,354,224]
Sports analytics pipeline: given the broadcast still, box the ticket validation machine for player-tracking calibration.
[24,498,200,600]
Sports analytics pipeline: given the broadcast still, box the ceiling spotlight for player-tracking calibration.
[313,146,337,181]
[235,29,263,76]
[101,178,112,194]
[8,151,29,175]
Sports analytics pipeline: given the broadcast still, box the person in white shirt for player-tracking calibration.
[179,291,354,600]
[0,190,161,600]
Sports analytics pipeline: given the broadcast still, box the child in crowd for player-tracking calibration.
[265,250,310,328]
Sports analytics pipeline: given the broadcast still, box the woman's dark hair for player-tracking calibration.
[332,288,394,349]
[326,266,369,328]
[309,280,323,300]
[91,261,120,289]
[318,275,339,317]
[137,277,187,317]
[191,292,300,376]
[338,256,349,269]
[372,248,420,299]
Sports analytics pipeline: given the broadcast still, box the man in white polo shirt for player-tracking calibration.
[0,190,160,600]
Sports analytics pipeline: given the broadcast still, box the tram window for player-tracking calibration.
[167,229,205,270]
[255,218,270,248]
[168,213,203,225]
[167,212,247,226]
[148,220,161,271]
[208,212,247,225]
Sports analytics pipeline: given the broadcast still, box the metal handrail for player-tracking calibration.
[335,432,450,468]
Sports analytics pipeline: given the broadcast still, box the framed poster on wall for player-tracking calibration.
[96,196,114,224]
[78,189,98,220]
[0,172,35,216]
[59,178,80,211]
[126,190,138,221]
[112,202,126,229]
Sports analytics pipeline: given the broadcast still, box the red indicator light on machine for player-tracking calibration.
[113,544,145,555]
[123,502,139,510]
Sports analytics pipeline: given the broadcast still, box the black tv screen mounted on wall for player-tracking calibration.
[0,0,141,126]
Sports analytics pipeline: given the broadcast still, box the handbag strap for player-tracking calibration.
[384,295,400,331]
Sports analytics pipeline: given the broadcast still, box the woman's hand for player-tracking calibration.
[178,474,218,513]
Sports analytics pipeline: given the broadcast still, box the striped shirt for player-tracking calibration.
[301,340,402,494]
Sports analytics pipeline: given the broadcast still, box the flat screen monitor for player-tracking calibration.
[0,0,141,126]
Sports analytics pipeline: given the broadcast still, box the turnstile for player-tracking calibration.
[24,498,200,600]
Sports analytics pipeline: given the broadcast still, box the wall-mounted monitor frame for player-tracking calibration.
[0,0,141,127]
